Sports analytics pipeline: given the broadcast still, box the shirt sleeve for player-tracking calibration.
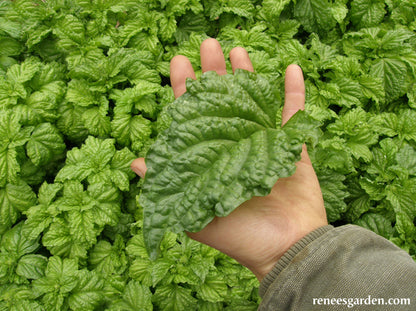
[258,224,416,311]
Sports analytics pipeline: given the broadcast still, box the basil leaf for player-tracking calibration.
[140,69,316,259]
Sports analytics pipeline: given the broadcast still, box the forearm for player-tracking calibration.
[259,225,416,310]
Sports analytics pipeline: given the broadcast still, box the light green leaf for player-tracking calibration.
[397,110,416,143]
[16,254,48,280]
[27,123,65,166]
[82,106,111,137]
[355,213,395,240]
[294,0,336,34]
[1,222,39,257]
[395,144,416,176]
[6,58,40,84]
[0,37,22,57]
[159,15,177,42]
[153,284,197,311]
[0,16,22,38]
[195,275,228,303]
[88,237,127,275]
[109,280,152,311]
[126,233,149,259]
[347,142,373,162]
[67,209,96,246]
[44,256,78,281]
[66,79,101,107]
[42,218,88,260]
[0,182,36,234]
[129,258,152,286]
[141,70,315,259]
[68,270,104,310]
[317,169,348,223]
[386,180,416,243]
[370,58,407,101]
[38,182,63,206]
[151,259,171,287]
[26,25,52,49]
[57,101,89,143]
[175,12,208,42]
[205,0,255,20]
[111,112,151,142]
[0,113,32,186]
[55,136,116,183]
[350,0,386,28]
[259,0,291,21]
[53,15,85,49]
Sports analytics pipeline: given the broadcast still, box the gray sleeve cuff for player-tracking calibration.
[259,224,334,297]
[258,224,416,311]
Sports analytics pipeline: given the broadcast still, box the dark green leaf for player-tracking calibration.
[141,70,317,259]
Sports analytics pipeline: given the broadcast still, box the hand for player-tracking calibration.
[131,38,327,281]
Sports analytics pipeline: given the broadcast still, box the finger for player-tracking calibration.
[200,38,227,75]
[130,157,147,178]
[282,64,305,126]
[170,55,196,98]
[229,47,254,73]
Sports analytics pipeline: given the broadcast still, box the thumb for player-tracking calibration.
[130,157,147,178]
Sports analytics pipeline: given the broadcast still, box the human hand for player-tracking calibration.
[131,38,327,281]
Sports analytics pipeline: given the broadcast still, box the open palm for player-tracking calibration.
[131,38,327,281]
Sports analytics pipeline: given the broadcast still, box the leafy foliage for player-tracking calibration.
[0,0,415,309]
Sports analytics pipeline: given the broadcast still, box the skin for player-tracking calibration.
[131,38,328,281]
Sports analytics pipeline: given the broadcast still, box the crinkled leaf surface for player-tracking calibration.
[140,70,316,259]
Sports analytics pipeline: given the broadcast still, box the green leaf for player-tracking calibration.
[42,218,88,260]
[294,0,336,34]
[111,114,153,151]
[350,0,386,29]
[22,182,61,239]
[395,144,416,176]
[140,70,316,258]
[153,284,197,311]
[126,232,149,259]
[0,180,37,233]
[205,0,255,20]
[355,213,395,240]
[195,275,228,303]
[53,15,85,49]
[57,101,89,143]
[88,236,127,275]
[55,137,131,190]
[32,256,79,310]
[386,180,416,243]
[1,222,39,258]
[26,123,65,166]
[67,270,104,311]
[175,13,208,43]
[258,0,291,21]
[109,280,152,311]
[82,106,111,137]
[6,58,40,84]
[0,113,32,187]
[0,37,22,57]
[16,254,48,280]
[317,169,348,223]
[159,15,177,42]
[370,58,407,101]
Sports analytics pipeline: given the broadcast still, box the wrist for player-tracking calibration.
[257,225,334,285]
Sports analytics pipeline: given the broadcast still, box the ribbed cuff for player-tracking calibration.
[259,225,334,297]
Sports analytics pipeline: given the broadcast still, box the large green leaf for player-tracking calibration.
[140,70,317,259]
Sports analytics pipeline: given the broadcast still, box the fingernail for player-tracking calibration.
[131,165,144,178]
